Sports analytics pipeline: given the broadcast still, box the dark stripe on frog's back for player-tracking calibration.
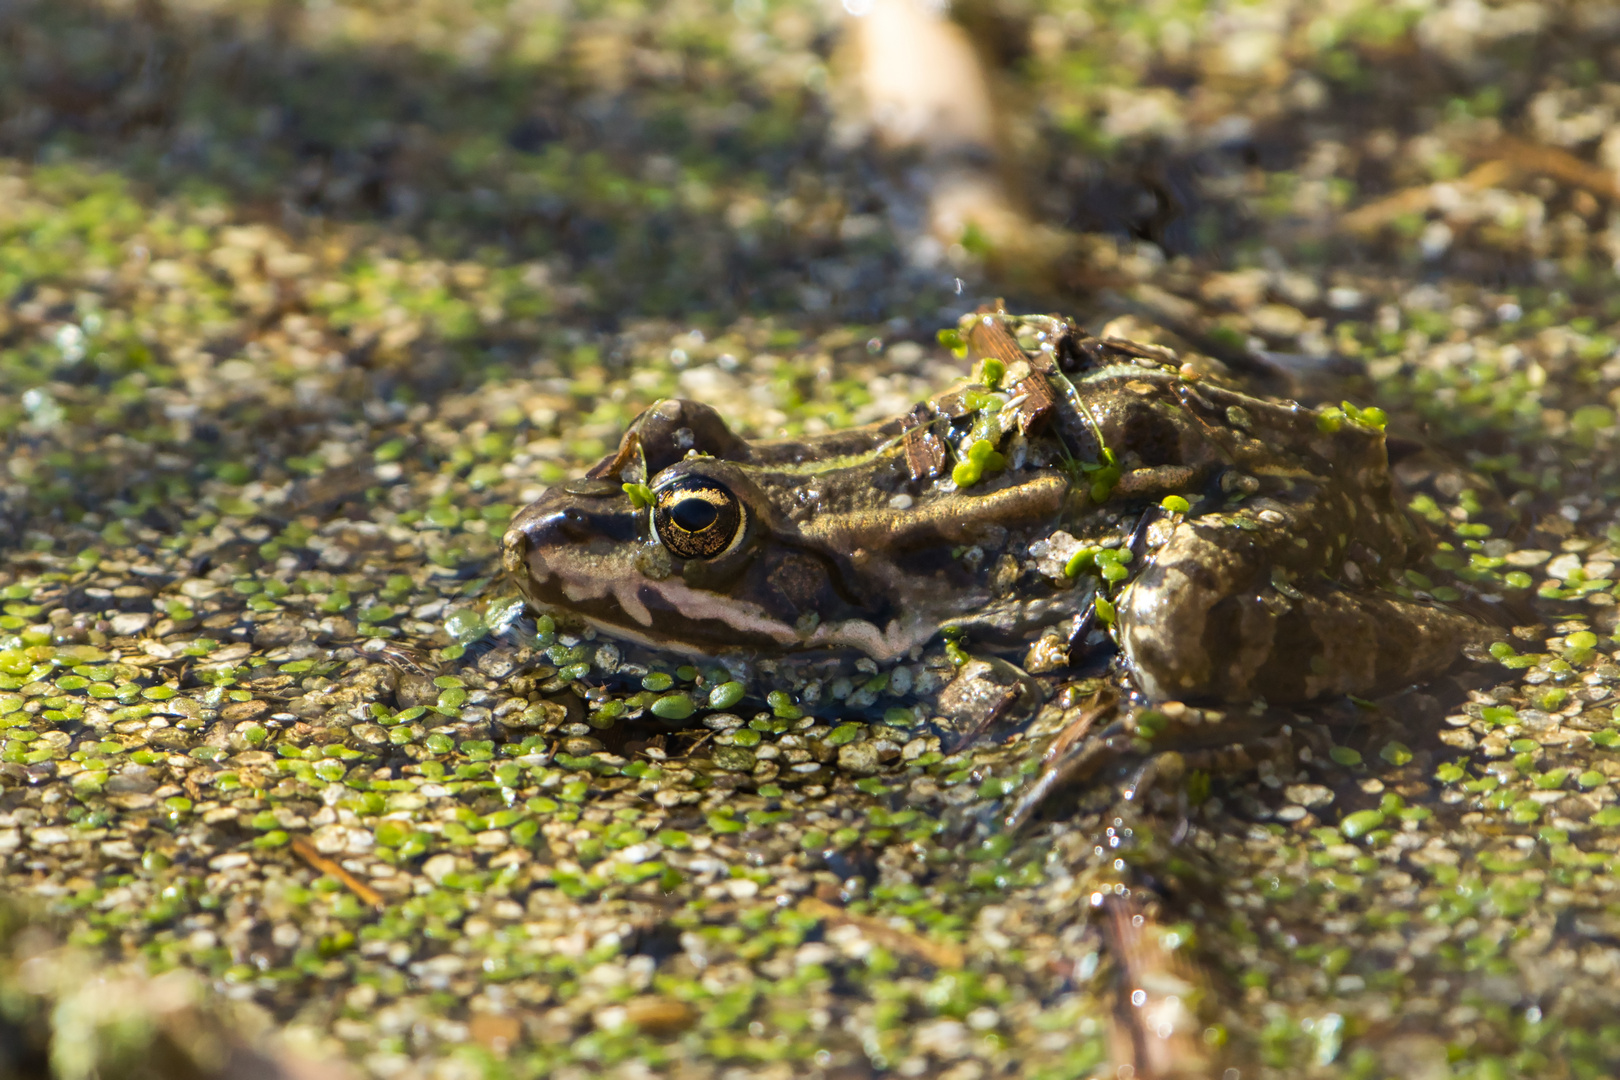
[742,450,913,520]
[737,445,1071,550]
[608,400,908,476]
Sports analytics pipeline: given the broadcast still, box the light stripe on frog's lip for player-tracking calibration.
[565,607,934,661]
[523,544,932,660]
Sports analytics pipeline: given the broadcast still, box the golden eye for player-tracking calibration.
[652,478,747,559]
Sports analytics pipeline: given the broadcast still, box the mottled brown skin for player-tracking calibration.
[504,316,1487,704]
[1109,376,1482,701]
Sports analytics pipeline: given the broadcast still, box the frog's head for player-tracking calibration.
[504,399,923,658]
[504,395,1073,660]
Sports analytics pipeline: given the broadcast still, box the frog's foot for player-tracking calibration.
[1004,703,1301,832]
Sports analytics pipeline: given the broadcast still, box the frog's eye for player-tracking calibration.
[652,478,747,560]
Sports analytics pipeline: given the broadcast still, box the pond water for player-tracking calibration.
[1,1,1619,1077]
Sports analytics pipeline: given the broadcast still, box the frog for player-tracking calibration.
[501,310,1491,706]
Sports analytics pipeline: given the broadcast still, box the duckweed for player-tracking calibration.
[708,681,746,709]
[0,1,1615,1076]
[952,437,1008,490]
[826,724,863,747]
[650,693,695,720]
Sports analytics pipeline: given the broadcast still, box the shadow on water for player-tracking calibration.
[0,0,1001,331]
[7,0,1618,300]
[0,0,1377,329]
[0,0,1252,548]
[3,0,1601,365]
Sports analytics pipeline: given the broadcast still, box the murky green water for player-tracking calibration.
[2,1,1620,1077]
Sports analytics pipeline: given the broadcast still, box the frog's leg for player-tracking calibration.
[1002,696,1298,831]
[1116,507,1493,704]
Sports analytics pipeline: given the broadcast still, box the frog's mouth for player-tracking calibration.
[503,510,934,660]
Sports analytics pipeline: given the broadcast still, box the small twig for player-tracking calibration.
[290,836,385,911]
[1485,135,1620,202]
[797,896,964,969]
[1041,691,1113,765]
[1100,894,1212,1080]
[1340,159,1512,235]
[673,729,715,760]
[941,678,1021,754]
[1343,135,1620,239]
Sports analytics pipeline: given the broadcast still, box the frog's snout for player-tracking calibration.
[503,506,585,581]
[504,501,642,580]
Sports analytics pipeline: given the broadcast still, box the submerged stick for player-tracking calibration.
[290,836,385,911]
